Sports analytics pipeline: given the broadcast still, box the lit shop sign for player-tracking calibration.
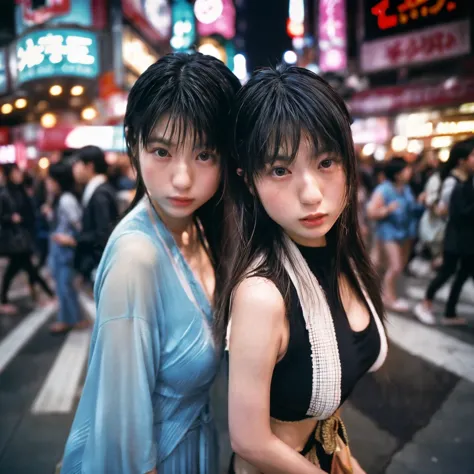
[365,0,467,41]
[65,126,126,152]
[399,119,474,138]
[318,0,347,72]
[287,0,305,38]
[0,49,7,94]
[171,0,196,50]
[15,0,94,35]
[16,29,99,84]
[122,28,159,77]
[195,0,235,40]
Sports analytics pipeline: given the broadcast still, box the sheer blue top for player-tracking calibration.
[60,199,221,474]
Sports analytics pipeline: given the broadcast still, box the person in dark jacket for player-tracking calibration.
[71,146,119,283]
[0,164,54,314]
[440,153,474,325]
[415,139,474,325]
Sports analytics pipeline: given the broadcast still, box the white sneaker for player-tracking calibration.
[414,303,437,325]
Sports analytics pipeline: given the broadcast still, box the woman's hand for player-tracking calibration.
[351,456,367,474]
[11,213,22,223]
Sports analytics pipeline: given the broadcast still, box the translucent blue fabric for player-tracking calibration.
[60,199,221,474]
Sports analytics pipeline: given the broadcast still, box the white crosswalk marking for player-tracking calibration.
[386,312,474,384]
[31,292,95,414]
[0,303,57,374]
[31,329,91,414]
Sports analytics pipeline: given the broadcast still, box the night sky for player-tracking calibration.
[243,0,292,72]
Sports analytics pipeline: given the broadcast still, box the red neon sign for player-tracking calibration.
[371,0,457,31]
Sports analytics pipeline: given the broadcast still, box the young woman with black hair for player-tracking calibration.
[60,53,240,473]
[217,66,388,473]
[45,162,87,334]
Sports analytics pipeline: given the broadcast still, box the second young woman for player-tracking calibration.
[218,66,388,473]
[60,53,240,473]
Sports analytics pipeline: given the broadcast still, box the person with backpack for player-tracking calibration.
[415,138,474,325]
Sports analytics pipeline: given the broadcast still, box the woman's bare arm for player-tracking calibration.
[228,277,324,474]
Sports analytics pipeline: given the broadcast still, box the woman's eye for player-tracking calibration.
[320,159,334,169]
[271,167,289,177]
[154,148,170,158]
[197,151,215,162]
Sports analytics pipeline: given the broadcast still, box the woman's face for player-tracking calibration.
[10,168,23,184]
[397,165,412,184]
[138,116,221,226]
[253,137,347,247]
[46,176,60,196]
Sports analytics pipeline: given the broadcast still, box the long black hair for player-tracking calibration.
[123,52,241,302]
[440,137,474,182]
[215,65,384,340]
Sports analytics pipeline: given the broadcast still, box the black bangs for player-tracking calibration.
[233,65,352,177]
[125,52,241,157]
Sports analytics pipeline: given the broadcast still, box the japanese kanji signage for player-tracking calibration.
[16,29,99,84]
[364,0,469,41]
[361,19,470,72]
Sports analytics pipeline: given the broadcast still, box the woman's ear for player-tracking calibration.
[236,168,243,176]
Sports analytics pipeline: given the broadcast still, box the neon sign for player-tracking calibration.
[0,49,6,94]
[371,0,457,30]
[16,29,99,84]
[318,0,347,72]
[364,0,466,41]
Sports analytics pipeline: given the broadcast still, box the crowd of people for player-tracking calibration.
[359,138,474,325]
[0,146,124,333]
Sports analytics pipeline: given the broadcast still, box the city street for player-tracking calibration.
[0,259,473,474]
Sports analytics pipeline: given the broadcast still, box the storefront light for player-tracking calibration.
[1,103,13,114]
[459,102,474,114]
[15,98,27,109]
[439,148,450,162]
[362,143,376,157]
[38,157,50,170]
[407,140,423,154]
[431,136,453,149]
[41,113,57,128]
[71,85,84,96]
[391,135,408,152]
[197,43,225,62]
[232,54,247,82]
[49,85,63,96]
[81,107,97,121]
[283,50,298,64]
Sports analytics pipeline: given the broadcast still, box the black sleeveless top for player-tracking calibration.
[270,244,381,422]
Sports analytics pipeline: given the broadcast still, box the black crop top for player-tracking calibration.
[270,244,381,422]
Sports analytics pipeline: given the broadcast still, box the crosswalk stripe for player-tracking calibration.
[0,302,57,374]
[31,329,91,414]
[405,285,473,314]
[31,292,95,414]
[386,312,474,384]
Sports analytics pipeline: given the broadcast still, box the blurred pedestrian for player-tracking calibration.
[60,53,241,473]
[415,138,474,325]
[217,66,386,474]
[367,157,416,312]
[45,162,88,334]
[72,145,119,285]
[0,164,54,314]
